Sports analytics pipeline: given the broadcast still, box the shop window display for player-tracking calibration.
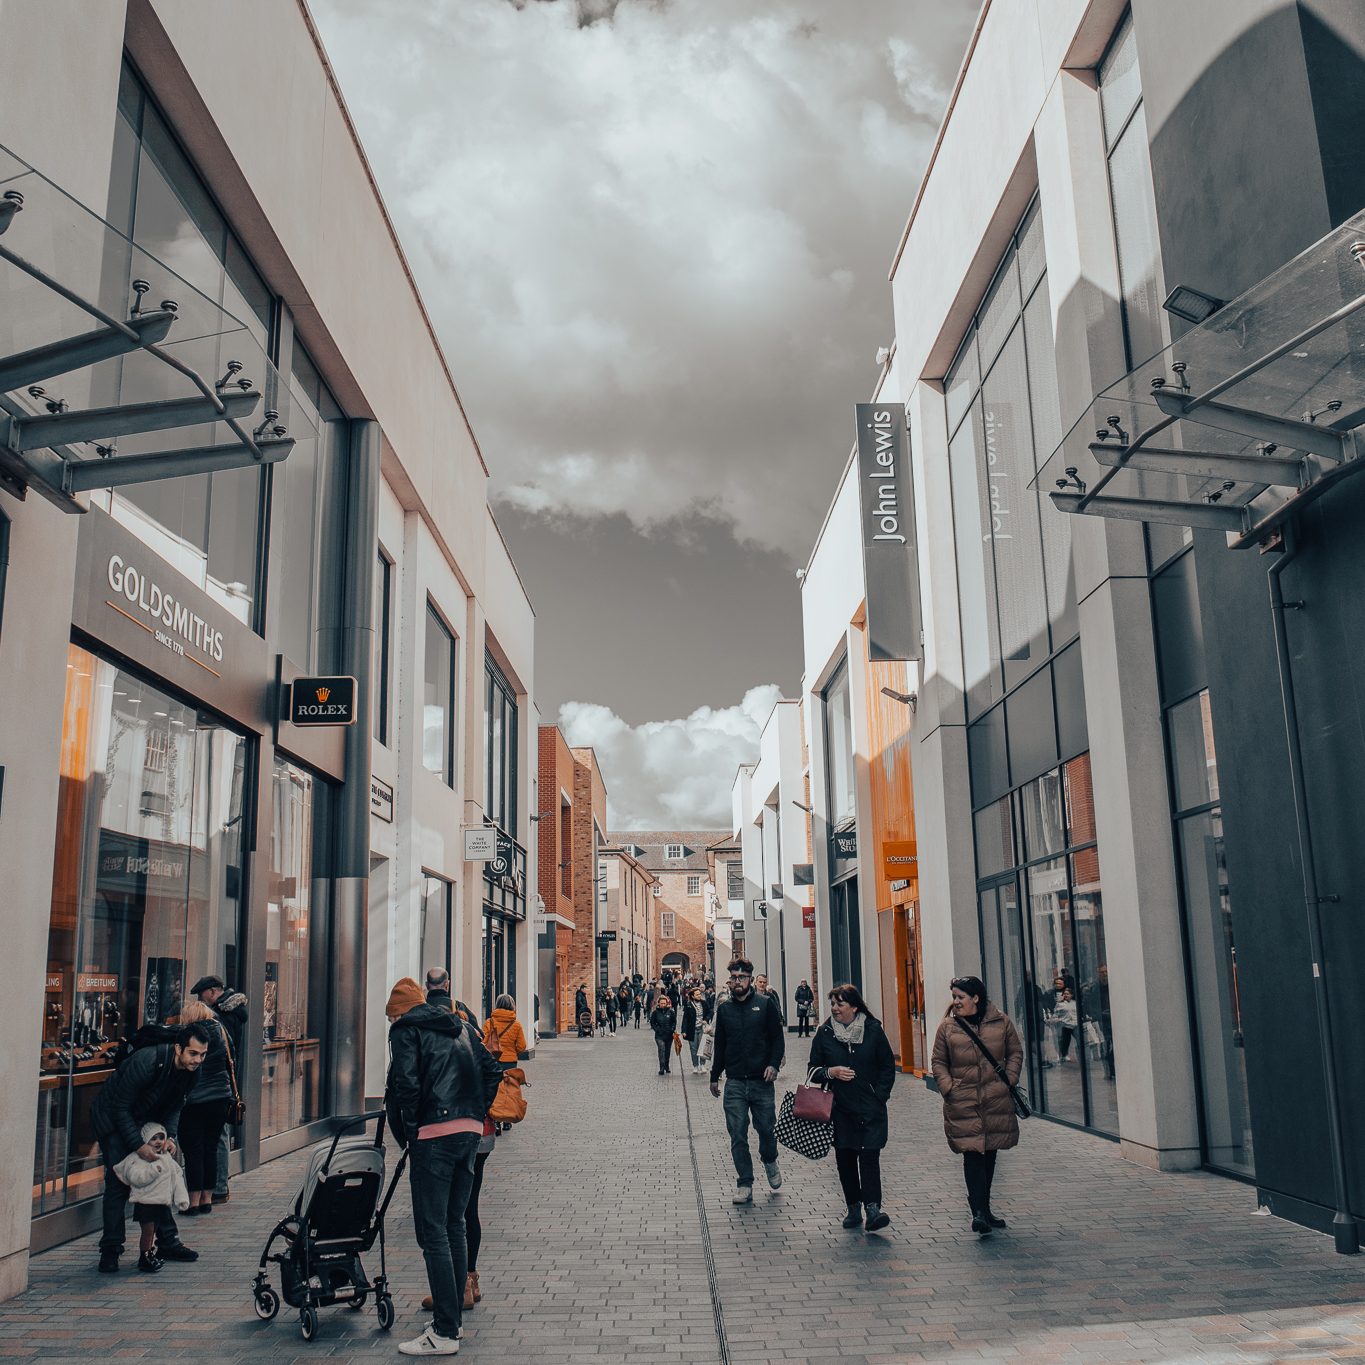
[35,646,246,1218]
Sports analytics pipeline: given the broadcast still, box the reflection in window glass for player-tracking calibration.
[1169,690,1220,811]
[373,552,392,745]
[1071,851,1115,1133]
[983,325,1049,681]
[1064,751,1097,845]
[1107,101,1165,368]
[485,655,518,834]
[1021,771,1067,860]
[976,249,1021,368]
[974,798,1014,879]
[951,405,1003,715]
[945,334,979,435]
[424,605,456,784]
[261,757,322,1138]
[824,663,856,826]
[1099,15,1142,144]
[421,876,453,982]
[36,648,248,1213]
[1178,811,1252,1174]
[1028,857,1085,1125]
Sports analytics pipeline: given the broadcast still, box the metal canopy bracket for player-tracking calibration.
[1050,490,1247,532]
[1088,441,1309,489]
[1152,390,1354,462]
[0,158,298,513]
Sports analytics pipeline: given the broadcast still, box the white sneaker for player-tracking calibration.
[764,1160,783,1189]
[399,1325,460,1355]
[732,1185,753,1205]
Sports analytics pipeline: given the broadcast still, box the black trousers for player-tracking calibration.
[834,1148,882,1206]
[179,1098,230,1191]
[655,1035,672,1072]
[962,1150,999,1213]
[409,1133,479,1340]
[466,1150,490,1273]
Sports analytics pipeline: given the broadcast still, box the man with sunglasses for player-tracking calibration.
[709,957,785,1204]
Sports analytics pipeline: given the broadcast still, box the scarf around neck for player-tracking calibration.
[831,1013,866,1046]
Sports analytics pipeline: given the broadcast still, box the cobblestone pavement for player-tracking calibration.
[3,1025,1364,1363]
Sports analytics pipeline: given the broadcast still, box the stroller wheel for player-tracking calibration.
[377,1293,395,1331]
[299,1305,319,1341]
[253,1286,280,1321]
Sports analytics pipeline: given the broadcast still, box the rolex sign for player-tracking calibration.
[289,675,358,726]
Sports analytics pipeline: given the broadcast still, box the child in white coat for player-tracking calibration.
[114,1121,190,1272]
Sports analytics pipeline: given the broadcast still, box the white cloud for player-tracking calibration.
[310,0,971,559]
[558,685,782,828]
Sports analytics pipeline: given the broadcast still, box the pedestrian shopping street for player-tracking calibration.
[3,1027,1364,1365]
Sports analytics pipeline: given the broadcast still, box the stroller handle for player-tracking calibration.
[318,1109,388,1179]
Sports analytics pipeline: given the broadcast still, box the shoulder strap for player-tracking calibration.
[955,1017,1014,1089]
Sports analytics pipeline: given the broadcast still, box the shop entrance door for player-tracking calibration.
[35,646,248,1220]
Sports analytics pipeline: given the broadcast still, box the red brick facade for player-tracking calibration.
[567,748,607,1014]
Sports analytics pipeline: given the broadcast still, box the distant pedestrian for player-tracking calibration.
[606,989,619,1034]
[702,981,717,1025]
[709,957,784,1204]
[930,975,1023,1237]
[482,995,527,1067]
[426,967,480,1030]
[755,974,784,1027]
[189,973,247,1204]
[649,993,677,1075]
[808,984,896,1232]
[794,980,815,1038]
[682,988,705,1072]
[575,985,590,1037]
[633,990,644,1028]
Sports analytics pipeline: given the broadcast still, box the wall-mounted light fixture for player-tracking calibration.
[791,799,813,813]
[880,686,917,712]
[1162,284,1224,325]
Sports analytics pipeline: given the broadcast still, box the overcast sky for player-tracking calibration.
[311,0,977,829]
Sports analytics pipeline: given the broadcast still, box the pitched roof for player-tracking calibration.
[605,830,731,873]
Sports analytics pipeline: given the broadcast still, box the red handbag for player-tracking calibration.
[792,1069,833,1124]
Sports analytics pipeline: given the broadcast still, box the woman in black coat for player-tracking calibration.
[649,998,677,1075]
[808,982,897,1233]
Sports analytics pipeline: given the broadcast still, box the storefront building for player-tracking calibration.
[1,1,534,1297]
[832,0,1365,1245]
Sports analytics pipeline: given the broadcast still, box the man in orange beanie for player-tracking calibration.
[386,977,426,1023]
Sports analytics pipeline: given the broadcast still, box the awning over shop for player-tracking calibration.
[0,143,309,511]
[1033,209,1365,549]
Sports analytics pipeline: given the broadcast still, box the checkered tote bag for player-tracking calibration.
[774,1084,833,1161]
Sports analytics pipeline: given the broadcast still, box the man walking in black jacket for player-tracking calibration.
[386,979,504,1356]
[709,957,785,1204]
[92,1020,212,1272]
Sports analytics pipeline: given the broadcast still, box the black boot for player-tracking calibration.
[841,1203,862,1229]
[136,1251,162,1273]
[97,1248,120,1274]
[984,1209,1007,1229]
[970,1211,992,1235]
[864,1202,891,1232]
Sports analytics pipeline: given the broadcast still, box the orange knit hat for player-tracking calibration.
[385,977,425,1021]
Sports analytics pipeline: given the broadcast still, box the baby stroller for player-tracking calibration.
[251,1110,407,1341]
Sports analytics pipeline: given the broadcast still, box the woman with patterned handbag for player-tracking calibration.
[807,983,897,1233]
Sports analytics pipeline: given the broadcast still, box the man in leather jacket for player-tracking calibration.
[385,980,503,1355]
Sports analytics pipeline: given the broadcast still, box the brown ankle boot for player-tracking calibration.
[470,1270,481,1303]
[463,1274,475,1310]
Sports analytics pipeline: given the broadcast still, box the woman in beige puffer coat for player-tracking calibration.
[930,975,1023,1237]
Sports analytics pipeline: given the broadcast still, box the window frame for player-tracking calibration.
[423,599,457,787]
[665,843,684,860]
[661,911,676,939]
[687,875,702,897]
[373,548,392,746]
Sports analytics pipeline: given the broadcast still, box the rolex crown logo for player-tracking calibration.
[316,687,330,703]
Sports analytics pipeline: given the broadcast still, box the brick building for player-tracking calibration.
[569,748,608,1014]
[536,726,578,1035]
[599,844,656,985]
[608,832,729,983]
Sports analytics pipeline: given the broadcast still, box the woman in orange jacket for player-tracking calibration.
[482,995,527,1066]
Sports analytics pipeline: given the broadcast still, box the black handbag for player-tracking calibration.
[956,1017,1031,1119]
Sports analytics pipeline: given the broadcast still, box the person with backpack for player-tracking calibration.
[92,1020,213,1273]
[386,977,504,1356]
[482,995,528,1068]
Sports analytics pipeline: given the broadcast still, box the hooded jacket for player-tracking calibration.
[114,1122,190,1211]
[930,1005,1024,1154]
[385,1003,505,1148]
[482,1008,527,1063]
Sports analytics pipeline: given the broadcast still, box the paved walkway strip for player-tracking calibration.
[2,1026,1365,1362]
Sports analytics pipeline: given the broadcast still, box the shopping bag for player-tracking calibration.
[792,1068,833,1123]
[774,1089,833,1161]
[489,1067,528,1124]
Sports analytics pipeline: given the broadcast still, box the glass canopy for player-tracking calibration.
[1033,208,1365,549]
[0,142,310,510]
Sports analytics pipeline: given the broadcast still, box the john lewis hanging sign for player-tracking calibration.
[855,403,923,662]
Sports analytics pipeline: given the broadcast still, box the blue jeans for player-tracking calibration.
[408,1133,479,1339]
[722,1077,777,1187]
